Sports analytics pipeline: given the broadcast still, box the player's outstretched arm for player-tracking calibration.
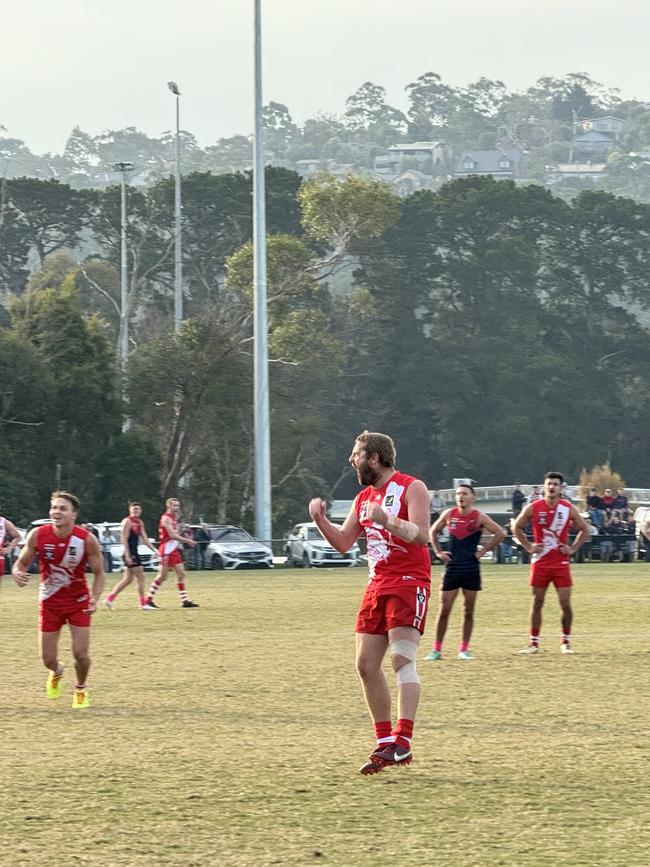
[430,509,451,562]
[84,534,105,612]
[309,499,361,553]
[12,529,37,586]
[162,516,196,547]
[477,513,507,558]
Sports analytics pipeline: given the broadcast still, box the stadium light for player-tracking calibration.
[167,81,183,333]
[253,0,272,544]
[111,160,135,432]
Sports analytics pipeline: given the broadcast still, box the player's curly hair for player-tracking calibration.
[355,430,396,468]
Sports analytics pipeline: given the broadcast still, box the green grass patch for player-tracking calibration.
[2,563,650,865]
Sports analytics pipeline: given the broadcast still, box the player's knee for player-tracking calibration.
[389,639,420,686]
[73,647,90,665]
[42,649,58,669]
[355,655,380,681]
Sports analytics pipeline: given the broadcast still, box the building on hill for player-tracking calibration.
[454,149,523,179]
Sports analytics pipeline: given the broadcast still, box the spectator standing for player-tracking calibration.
[194,524,210,570]
[429,490,446,522]
[511,485,526,517]
[599,516,614,563]
[100,526,114,573]
[586,488,605,528]
[612,487,629,519]
[526,486,542,505]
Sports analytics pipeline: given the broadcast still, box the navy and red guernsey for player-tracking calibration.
[444,508,482,578]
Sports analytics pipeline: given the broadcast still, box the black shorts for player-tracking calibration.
[441,565,481,592]
[126,552,142,568]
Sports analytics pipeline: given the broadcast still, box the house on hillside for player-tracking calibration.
[571,116,624,159]
[454,149,523,179]
[374,141,446,175]
[545,162,607,184]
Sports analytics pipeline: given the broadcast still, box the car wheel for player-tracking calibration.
[302,552,311,568]
[285,548,293,567]
[211,554,224,570]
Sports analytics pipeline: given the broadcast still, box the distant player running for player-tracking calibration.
[513,471,589,654]
[12,491,104,708]
[0,513,21,585]
[425,483,505,660]
[142,497,198,609]
[309,430,431,775]
[103,502,159,610]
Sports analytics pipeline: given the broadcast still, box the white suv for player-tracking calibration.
[92,523,161,572]
[284,522,361,568]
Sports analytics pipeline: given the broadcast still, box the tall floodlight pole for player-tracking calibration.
[112,161,135,432]
[167,81,183,332]
[253,0,272,544]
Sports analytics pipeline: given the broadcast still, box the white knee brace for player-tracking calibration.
[390,639,420,685]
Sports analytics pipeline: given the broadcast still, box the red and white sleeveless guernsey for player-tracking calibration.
[355,471,431,591]
[0,516,7,573]
[159,511,179,556]
[36,523,90,603]
[530,498,573,574]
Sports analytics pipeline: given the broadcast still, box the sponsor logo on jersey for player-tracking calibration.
[44,544,55,560]
[538,513,547,525]
[385,494,394,507]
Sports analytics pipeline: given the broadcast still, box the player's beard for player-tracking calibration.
[357,462,380,486]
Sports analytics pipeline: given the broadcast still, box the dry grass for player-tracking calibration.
[2,563,650,866]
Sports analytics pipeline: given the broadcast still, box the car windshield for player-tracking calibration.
[100,528,120,544]
[307,528,324,540]
[210,528,254,543]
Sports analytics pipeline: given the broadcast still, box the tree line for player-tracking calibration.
[1,169,649,529]
[4,72,650,200]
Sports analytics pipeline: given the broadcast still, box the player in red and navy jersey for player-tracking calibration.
[425,483,505,661]
[142,497,198,609]
[0,513,21,584]
[513,471,589,654]
[12,491,104,708]
[103,502,159,610]
[309,430,431,775]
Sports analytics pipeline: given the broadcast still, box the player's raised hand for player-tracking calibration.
[366,502,387,526]
[308,498,327,520]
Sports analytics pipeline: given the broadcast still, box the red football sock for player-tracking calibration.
[531,628,540,645]
[374,721,393,747]
[393,718,414,750]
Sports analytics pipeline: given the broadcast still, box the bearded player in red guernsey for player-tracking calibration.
[425,484,505,661]
[309,430,431,775]
[513,472,589,654]
[142,497,198,609]
[12,491,104,708]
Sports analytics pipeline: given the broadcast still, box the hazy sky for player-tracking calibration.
[5,0,650,154]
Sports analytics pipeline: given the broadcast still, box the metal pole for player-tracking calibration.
[174,90,183,333]
[119,171,130,432]
[253,0,272,543]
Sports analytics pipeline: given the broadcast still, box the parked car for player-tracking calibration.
[634,506,650,558]
[284,522,361,567]
[91,522,160,572]
[190,525,273,570]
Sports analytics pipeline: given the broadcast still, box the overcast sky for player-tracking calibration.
[5,0,650,154]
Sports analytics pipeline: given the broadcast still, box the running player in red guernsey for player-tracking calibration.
[513,471,589,654]
[0,513,21,586]
[103,502,159,610]
[143,497,198,609]
[12,491,104,708]
[425,483,505,660]
[309,430,431,775]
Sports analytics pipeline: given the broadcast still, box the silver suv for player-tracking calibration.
[191,525,273,570]
[284,522,361,568]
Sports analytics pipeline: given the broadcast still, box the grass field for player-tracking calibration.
[2,562,650,866]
